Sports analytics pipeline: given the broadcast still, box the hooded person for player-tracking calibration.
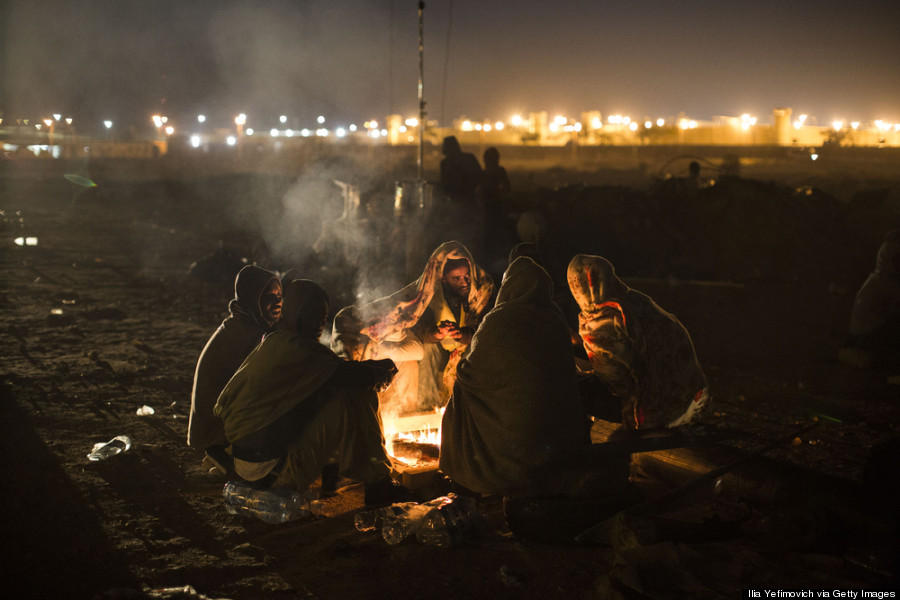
[439,257,587,498]
[332,241,494,413]
[567,255,709,430]
[840,230,900,368]
[214,279,411,505]
[188,265,282,473]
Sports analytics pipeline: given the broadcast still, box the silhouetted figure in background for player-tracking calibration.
[839,230,900,369]
[436,136,484,251]
[477,146,513,258]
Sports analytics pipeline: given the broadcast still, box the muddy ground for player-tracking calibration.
[2,152,899,599]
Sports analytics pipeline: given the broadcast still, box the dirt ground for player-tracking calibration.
[2,153,899,600]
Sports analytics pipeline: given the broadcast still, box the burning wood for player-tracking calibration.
[391,439,440,461]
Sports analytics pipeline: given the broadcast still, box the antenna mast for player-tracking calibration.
[417,1,425,182]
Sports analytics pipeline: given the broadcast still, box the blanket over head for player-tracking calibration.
[439,257,586,496]
[567,254,709,430]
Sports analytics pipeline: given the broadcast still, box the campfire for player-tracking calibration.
[382,409,443,467]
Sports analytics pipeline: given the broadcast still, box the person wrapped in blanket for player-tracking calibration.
[187,265,283,475]
[567,254,709,431]
[838,229,900,370]
[214,279,412,506]
[332,241,494,413]
[439,257,589,498]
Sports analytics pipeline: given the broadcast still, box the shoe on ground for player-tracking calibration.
[204,445,236,478]
[363,476,418,507]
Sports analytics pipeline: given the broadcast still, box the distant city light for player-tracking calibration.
[629,122,638,132]
[235,113,247,126]
[301,129,311,137]
[335,127,347,137]
[461,120,473,131]
[591,117,602,129]
[190,134,201,148]
[810,153,819,160]
[832,120,843,130]
[657,118,665,127]
[43,118,52,127]
[280,115,287,124]
[851,122,860,130]
[164,126,174,136]
[65,118,72,125]
[510,115,523,127]
[197,114,206,123]
[226,136,236,146]
[270,128,279,137]
[152,115,163,127]
[245,128,254,136]
[285,129,294,137]
[349,124,358,132]
[644,120,653,129]
[317,115,325,124]
[53,114,61,121]
[405,117,418,127]
[104,120,113,129]
[316,128,328,137]
[495,121,504,130]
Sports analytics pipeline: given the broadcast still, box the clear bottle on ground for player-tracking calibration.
[87,435,132,461]
[222,481,313,524]
[353,501,420,532]
[380,497,453,545]
[415,494,479,547]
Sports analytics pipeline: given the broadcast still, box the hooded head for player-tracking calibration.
[567,254,630,310]
[483,146,500,168]
[875,229,900,277]
[442,135,462,157]
[229,265,282,330]
[281,279,330,340]
[496,257,554,307]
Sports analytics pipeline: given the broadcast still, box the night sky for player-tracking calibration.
[2,0,899,133]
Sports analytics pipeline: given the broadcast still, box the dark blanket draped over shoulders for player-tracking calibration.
[440,257,586,497]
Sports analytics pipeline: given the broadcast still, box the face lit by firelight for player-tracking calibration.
[442,265,471,299]
[259,280,283,326]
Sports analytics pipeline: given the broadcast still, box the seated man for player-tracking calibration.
[567,254,709,430]
[332,240,494,413]
[439,257,588,498]
[839,230,900,369]
[214,279,409,505]
[187,265,282,474]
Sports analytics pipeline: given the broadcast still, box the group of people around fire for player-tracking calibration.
[187,233,711,508]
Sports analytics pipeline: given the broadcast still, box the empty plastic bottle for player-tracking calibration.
[415,494,479,547]
[381,497,451,545]
[353,501,419,532]
[87,435,132,461]
[222,481,312,524]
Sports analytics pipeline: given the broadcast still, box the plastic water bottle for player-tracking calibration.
[415,494,479,547]
[87,435,132,461]
[380,498,451,545]
[222,481,312,524]
[353,502,419,532]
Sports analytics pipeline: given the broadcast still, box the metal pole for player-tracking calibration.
[417,1,425,184]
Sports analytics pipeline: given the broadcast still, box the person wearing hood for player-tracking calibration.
[214,279,410,505]
[567,254,709,431]
[188,265,283,473]
[839,230,900,369]
[439,257,587,498]
[332,241,494,412]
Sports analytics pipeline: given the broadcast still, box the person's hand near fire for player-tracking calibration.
[434,320,474,346]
